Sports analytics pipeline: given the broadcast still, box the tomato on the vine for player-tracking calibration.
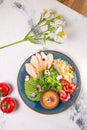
[0,83,11,97]
[0,97,16,113]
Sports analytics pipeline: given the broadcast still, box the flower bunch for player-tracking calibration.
[0,9,66,49]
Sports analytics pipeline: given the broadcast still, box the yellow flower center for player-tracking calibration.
[59,31,65,38]
[56,15,62,20]
[43,10,48,16]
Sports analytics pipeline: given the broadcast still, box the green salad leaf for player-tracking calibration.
[44,67,62,92]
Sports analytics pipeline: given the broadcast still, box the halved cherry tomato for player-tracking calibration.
[59,90,71,102]
[0,83,11,97]
[59,79,76,102]
[0,97,16,113]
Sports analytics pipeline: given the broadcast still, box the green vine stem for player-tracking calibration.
[0,39,25,49]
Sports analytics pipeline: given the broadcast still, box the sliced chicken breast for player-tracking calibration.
[40,52,48,70]
[25,63,38,79]
[36,52,45,71]
[30,55,39,73]
[47,53,54,69]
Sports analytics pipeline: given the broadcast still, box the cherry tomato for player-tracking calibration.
[0,97,16,113]
[0,83,11,97]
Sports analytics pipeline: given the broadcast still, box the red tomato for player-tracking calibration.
[0,97,16,113]
[59,90,71,102]
[59,79,76,102]
[0,83,11,97]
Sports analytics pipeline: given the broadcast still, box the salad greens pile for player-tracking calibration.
[24,67,62,101]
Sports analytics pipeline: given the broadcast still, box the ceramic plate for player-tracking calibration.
[17,50,81,114]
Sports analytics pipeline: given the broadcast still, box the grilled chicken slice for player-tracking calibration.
[47,53,53,69]
[35,53,43,72]
[36,52,46,71]
[25,52,54,79]
[25,63,38,79]
[30,55,39,73]
[40,52,48,70]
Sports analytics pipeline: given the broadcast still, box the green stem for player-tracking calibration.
[24,17,46,39]
[48,39,62,44]
[24,22,41,38]
[31,30,49,38]
[0,39,26,49]
[39,23,46,28]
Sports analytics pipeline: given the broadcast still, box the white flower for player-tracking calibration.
[51,15,65,29]
[31,92,36,98]
[44,70,51,76]
[55,26,66,42]
[41,9,55,19]
[24,75,29,81]
[56,75,62,80]
[56,26,63,32]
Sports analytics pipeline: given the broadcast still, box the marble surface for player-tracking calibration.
[0,0,87,130]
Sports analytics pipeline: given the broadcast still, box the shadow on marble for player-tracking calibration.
[0,0,4,5]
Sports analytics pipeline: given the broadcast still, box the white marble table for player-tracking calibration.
[0,0,87,130]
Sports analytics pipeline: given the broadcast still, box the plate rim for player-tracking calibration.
[17,50,81,114]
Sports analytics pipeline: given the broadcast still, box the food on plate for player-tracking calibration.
[24,51,77,110]
[53,59,74,82]
[40,90,59,110]
[25,52,54,79]
[24,66,62,102]
[30,55,40,73]
[40,51,48,69]
[0,97,16,113]
[25,63,38,79]
[59,79,76,102]
[0,83,11,97]
[47,53,54,69]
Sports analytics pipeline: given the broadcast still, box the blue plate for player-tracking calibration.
[17,50,81,114]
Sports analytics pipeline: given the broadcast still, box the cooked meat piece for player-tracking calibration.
[47,53,53,69]
[40,52,48,69]
[30,55,39,73]
[35,53,44,71]
[25,63,38,79]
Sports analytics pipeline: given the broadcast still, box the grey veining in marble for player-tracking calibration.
[0,0,4,5]
[0,112,6,130]
[13,1,40,34]
[67,89,87,130]
[13,1,25,10]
